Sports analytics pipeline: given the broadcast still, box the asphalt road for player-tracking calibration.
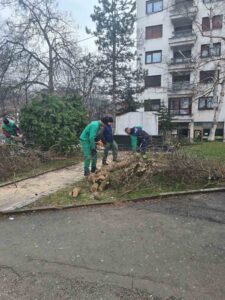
[0,192,225,300]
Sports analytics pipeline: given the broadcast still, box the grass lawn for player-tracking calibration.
[26,179,115,209]
[181,142,225,162]
[25,174,218,209]
[24,142,225,210]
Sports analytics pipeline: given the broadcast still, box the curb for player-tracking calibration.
[1,186,225,216]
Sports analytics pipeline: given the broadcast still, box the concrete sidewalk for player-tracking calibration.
[0,163,84,212]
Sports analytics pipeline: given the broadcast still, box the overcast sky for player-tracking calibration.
[58,0,98,51]
[0,0,99,52]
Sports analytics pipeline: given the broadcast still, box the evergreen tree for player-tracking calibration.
[158,105,173,139]
[86,0,143,119]
[20,94,87,153]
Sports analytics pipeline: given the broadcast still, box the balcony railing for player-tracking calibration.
[168,82,194,91]
[172,29,194,38]
[170,57,193,64]
[169,108,192,116]
[171,2,195,12]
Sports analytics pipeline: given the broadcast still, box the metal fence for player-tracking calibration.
[114,135,164,152]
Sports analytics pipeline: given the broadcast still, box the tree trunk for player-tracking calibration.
[208,11,219,142]
[208,79,225,141]
[48,48,54,93]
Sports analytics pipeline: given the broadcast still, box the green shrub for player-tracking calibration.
[20,94,87,153]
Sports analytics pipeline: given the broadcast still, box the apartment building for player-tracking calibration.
[137,0,225,140]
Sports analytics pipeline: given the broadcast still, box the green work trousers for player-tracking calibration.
[102,141,118,163]
[80,140,97,173]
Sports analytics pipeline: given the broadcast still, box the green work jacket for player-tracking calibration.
[80,121,101,150]
[2,120,16,136]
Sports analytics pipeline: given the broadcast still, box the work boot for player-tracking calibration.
[84,170,90,176]
[91,167,97,173]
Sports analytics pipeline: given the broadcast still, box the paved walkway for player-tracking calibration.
[0,192,224,299]
[0,153,128,212]
[0,163,84,212]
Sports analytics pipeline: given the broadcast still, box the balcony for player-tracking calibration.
[170,5,198,22]
[169,30,197,47]
[168,82,194,93]
[168,57,195,71]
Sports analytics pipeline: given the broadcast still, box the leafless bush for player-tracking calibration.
[0,145,44,181]
[164,151,225,184]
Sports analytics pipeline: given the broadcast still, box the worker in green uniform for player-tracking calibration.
[80,119,105,176]
[124,126,142,152]
[125,126,150,153]
[2,116,22,144]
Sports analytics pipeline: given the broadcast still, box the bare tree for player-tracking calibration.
[0,0,80,94]
[192,2,225,141]
[168,1,225,141]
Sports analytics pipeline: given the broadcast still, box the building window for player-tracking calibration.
[202,17,210,31]
[174,24,193,37]
[169,98,191,116]
[201,43,221,57]
[144,99,161,111]
[146,0,163,13]
[145,51,162,64]
[146,25,163,39]
[212,15,223,29]
[200,70,218,83]
[202,15,223,31]
[198,97,214,110]
[173,49,192,63]
[145,75,161,88]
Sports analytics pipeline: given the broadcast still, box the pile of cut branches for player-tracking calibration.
[85,153,164,197]
[86,158,133,198]
[84,150,225,199]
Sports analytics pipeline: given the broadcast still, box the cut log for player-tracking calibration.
[70,187,81,198]
[108,160,132,172]
[88,173,96,184]
[98,174,106,181]
[91,183,99,192]
[99,180,109,192]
